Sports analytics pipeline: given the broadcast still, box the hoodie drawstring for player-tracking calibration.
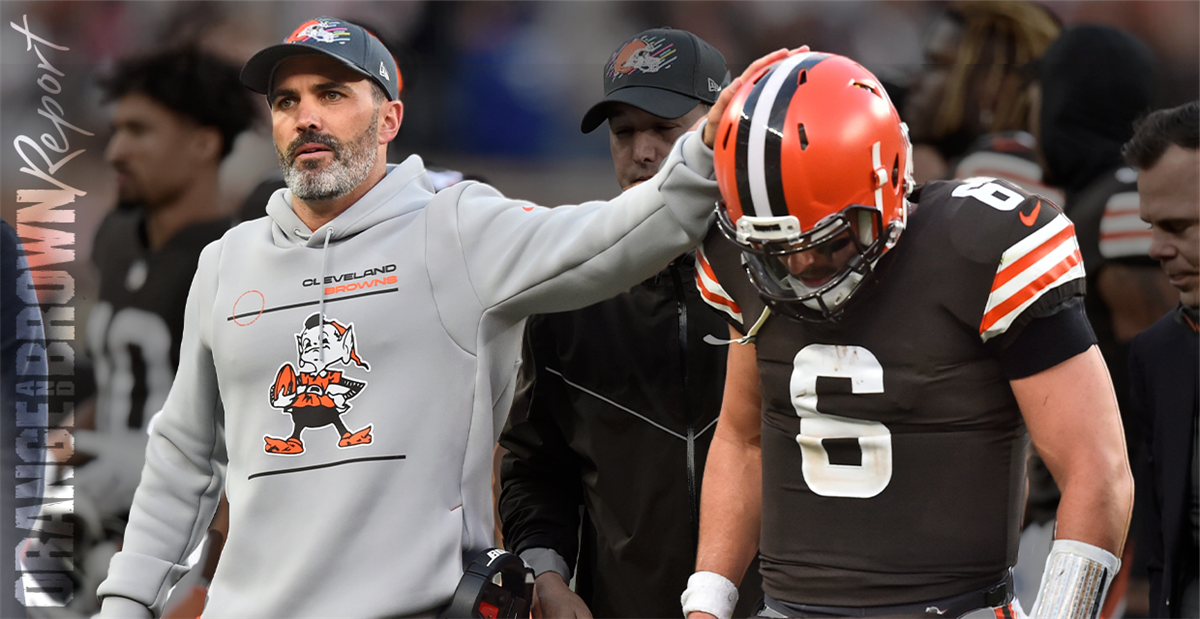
[318,227,333,366]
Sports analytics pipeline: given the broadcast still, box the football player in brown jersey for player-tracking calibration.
[685,52,1131,619]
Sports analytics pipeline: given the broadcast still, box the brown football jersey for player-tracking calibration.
[697,178,1089,606]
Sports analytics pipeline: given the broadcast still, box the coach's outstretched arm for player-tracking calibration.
[1013,345,1134,617]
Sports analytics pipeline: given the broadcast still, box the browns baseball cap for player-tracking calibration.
[581,28,730,134]
[241,17,400,101]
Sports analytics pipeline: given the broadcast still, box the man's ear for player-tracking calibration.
[379,100,403,143]
[192,125,223,163]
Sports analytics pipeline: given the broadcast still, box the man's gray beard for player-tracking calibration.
[280,113,379,202]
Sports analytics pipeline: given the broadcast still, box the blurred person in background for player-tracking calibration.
[72,44,256,614]
[1028,23,1178,616]
[1123,100,1200,619]
[904,1,1060,186]
[498,27,761,618]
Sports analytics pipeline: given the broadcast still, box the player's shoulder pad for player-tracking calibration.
[927,177,1069,265]
[929,178,1084,342]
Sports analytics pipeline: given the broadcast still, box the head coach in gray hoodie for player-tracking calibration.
[95,16,796,619]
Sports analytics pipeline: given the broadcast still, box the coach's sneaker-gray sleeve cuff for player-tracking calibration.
[519,547,571,582]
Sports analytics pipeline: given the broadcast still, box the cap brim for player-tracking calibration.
[240,44,374,96]
[580,86,706,133]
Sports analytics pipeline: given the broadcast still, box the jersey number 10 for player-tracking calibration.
[791,344,892,498]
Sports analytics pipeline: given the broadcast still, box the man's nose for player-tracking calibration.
[294,98,324,132]
[1148,230,1177,261]
[105,133,126,164]
[785,250,818,275]
[632,131,664,164]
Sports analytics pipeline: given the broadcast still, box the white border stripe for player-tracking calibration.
[996,213,1072,270]
[1100,213,1151,236]
[1104,192,1139,211]
[747,54,809,218]
[982,259,1084,342]
[985,238,1081,316]
[696,246,743,323]
[1100,237,1151,259]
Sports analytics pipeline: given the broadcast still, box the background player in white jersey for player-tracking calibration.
[686,51,1132,619]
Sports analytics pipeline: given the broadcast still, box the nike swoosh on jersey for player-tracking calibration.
[695,244,743,324]
[980,213,1084,341]
[1018,200,1041,227]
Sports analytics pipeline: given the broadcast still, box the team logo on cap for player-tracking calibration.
[286,19,351,45]
[606,35,677,80]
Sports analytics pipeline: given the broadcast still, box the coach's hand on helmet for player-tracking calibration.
[532,572,593,619]
[702,46,811,149]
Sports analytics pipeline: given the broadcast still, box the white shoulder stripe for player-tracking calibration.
[696,245,743,324]
[997,212,1070,268]
[980,213,1084,341]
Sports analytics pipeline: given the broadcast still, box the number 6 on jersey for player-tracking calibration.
[791,344,892,498]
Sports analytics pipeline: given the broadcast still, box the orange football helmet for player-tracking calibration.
[713,52,912,321]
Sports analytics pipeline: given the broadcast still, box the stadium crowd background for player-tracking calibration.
[4,2,1197,246]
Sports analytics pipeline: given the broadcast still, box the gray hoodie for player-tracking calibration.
[98,130,718,618]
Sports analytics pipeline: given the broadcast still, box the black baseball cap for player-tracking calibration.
[581,28,730,134]
[241,17,400,101]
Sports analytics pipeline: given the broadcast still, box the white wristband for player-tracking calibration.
[681,571,738,619]
[1030,539,1121,619]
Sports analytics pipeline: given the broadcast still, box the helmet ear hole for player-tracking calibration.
[798,70,807,86]
[891,155,900,188]
[798,124,809,150]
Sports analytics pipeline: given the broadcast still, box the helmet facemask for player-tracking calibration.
[718,204,894,322]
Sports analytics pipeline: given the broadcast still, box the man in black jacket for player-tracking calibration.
[498,28,760,618]
[1123,101,1200,619]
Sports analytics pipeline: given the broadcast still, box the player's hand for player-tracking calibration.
[531,572,592,619]
[686,613,719,619]
[703,46,811,149]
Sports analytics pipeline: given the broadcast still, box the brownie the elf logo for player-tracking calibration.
[265,313,373,455]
